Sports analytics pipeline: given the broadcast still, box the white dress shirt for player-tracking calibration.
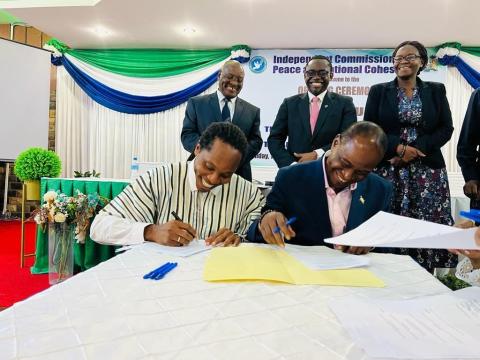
[217,90,236,120]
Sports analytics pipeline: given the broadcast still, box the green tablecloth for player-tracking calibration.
[31,178,130,274]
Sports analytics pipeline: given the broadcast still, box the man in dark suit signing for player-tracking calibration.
[248,121,392,255]
[181,60,262,181]
[268,55,357,168]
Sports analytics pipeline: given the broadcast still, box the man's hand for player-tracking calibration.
[334,245,372,255]
[144,220,196,247]
[463,180,480,200]
[259,211,296,247]
[205,228,241,247]
[454,219,476,229]
[294,151,317,163]
[449,248,480,269]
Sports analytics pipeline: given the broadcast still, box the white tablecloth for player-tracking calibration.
[0,246,452,360]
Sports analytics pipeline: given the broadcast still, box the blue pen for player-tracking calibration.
[154,262,177,280]
[143,262,172,279]
[273,217,297,234]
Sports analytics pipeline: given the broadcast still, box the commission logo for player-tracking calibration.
[249,56,267,73]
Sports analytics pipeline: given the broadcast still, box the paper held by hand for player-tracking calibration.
[325,211,479,249]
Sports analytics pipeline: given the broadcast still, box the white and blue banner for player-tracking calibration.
[241,49,446,167]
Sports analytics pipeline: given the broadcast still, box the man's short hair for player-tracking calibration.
[307,55,333,73]
[340,121,387,156]
[198,122,248,159]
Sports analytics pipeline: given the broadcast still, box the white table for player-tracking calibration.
[0,246,452,360]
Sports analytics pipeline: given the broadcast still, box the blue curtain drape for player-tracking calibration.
[58,55,219,114]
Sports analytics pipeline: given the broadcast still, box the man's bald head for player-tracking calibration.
[218,60,244,99]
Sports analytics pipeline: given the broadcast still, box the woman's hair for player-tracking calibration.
[393,40,428,74]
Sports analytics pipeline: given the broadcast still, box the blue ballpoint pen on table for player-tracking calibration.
[273,216,297,234]
[143,262,173,279]
[143,262,178,280]
[153,262,177,280]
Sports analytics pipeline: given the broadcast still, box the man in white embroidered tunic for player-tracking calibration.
[91,122,265,247]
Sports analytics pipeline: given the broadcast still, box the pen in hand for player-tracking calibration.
[171,211,182,221]
[273,217,297,234]
[171,211,197,244]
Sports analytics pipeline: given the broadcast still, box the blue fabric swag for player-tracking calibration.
[57,55,219,114]
[439,55,480,89]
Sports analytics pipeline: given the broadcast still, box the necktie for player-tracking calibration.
[310,96,320,134]
[222,98,231,121]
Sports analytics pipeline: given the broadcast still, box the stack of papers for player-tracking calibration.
[329,287,480,359]
[204,245,384,287]
[325,211,479,249]
[283,244,370,270]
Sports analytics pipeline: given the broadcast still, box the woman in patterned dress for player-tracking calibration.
[364,41,456,272]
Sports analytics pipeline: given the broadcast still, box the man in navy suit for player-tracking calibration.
[457,88,480,208]
[181,60,262,181]
[268,55,357,168]
[248,121,392,254]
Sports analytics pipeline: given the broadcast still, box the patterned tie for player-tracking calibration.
[310,96,320,134]
[221,98,231,121]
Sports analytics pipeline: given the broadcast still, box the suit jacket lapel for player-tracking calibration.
[232,98,244,126]
[312,92,333,139]
[298,93,312,139]
[209,93,223,122]
[346,180,368,231]
[417,78,431,123]
[385,79,398,119]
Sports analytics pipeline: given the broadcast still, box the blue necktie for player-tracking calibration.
[221,98,231,121]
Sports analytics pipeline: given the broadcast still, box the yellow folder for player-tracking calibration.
[204,246,384,287]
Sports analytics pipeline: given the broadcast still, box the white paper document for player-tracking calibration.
[324,211,480,249]
[250,243,370,270]
[329,287,480,359]
[283,244,370,270]
[117,240,211,257]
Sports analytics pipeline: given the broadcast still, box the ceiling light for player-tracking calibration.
[90,26,111,37]
[183,27,197,34]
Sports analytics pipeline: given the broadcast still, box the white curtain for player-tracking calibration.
[444,66,475,196]
[55,66,218,179]
[56,64,476,190]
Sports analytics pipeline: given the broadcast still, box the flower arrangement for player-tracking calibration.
[34,190,109,244]
[34,190,109,283]
[14,147,62,181]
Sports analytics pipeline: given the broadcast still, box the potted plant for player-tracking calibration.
[14,147,62,200]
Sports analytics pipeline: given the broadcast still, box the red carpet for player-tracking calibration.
[0,220,50,308]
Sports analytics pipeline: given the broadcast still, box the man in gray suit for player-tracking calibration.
[181,60,262,181]
[268,55,357,168]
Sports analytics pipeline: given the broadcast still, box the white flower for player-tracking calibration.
[54,213,67,223]
[34,214,42,224]
[43,191,58,203]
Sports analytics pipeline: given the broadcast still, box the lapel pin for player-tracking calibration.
[324,104,329,109]
[359,196,365,204]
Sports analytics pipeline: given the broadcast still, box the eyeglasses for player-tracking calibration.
[304,69,330,78]
[393,54,421,63]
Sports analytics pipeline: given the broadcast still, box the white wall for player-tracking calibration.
[0,38,51,161]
